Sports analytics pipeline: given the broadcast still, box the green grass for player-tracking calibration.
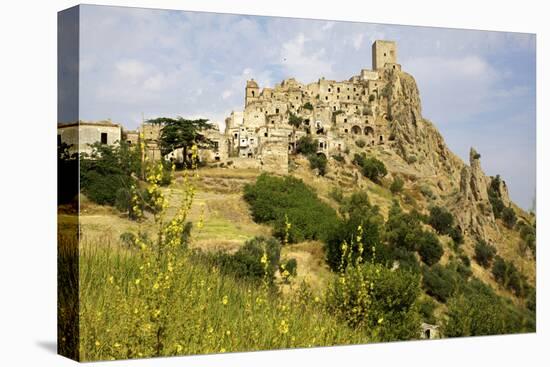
[74,242,370,361]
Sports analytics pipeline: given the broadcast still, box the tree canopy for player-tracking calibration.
[147,117,215,164]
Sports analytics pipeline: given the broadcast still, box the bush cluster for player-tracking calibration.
[427,206,463,245]
[308,153,328,176]
[444,279,534,337]
[474,240,496,268]
[302,102,314,110]
[501,206,517,229]
[331,154,345,163]
[352,153,387,182]
[212,236,282,282]
[244,174,339,243]
[517,221,536,257]
[80,141,141,208]
[385,202,443,268]
[326,263,422,341]
[422,264,459,303]
[355,139,366,148]
[295,136,328,176]
[288,113,303,128]
[389,176,404,194]
[492,256,532,298]
[326,191,386,271]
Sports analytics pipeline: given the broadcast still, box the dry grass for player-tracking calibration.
[280,241,335,293]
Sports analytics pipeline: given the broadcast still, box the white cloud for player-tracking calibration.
[280,33,333,83]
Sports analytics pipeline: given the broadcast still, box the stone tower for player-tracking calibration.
[245,79,260,106]
[372,40,397,70]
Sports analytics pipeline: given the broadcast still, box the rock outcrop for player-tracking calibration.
[452,148,498,241]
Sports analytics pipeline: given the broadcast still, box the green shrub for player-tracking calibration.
[302,102,314,110]
[428,206,455,234]
[385,201,424,252]
[422,264,458,303]
[308,153,328,176]
[215,236,281,282]
[418,297,437,324]
[369,94,375,102]
[502,207,517,229]
[289,113,303,128]
[448,226,464,245]
[329,186,344,203]
[419,185,434,199]
[280,258,298,277]
[459,254,471,268]
[390,247,421,274]
[518,221,536,256]
[406,155,417,164]
[244,174,339,244]
[474,240,496,268]
[355,139,366,148]
[295,136,318,155]
[491,256,530,297]
[326,192,386,271]
[526,289,536,313]
[418,232,443,266]
[326,263,421,341]
[353,153,387,182]
[444,279,533,337]
[331,153,345,163]
[488,175,505,218]
[390,176,405,194]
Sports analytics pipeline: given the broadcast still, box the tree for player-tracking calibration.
[353,153,387,182]
[418,232,443,266]
[422,264,458,303]
[147,117,214,166]
[326,263,421,341]
[501,207,517,229]
[385,201,424,252]
[308,153,328,176]
[428,206,455,234]
[474,240,496,268]
[295,135,318,155]
[326,192,386,271]
[288,113,303,128]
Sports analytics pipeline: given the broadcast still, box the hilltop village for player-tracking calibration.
[59,40,400,173]
[58,39,524,244]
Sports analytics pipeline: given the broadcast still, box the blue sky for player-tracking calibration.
[77,5,536,210]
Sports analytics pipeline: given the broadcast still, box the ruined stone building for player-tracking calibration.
[60,40,401,176]
[57,120,122,156]
[204,40,401,173]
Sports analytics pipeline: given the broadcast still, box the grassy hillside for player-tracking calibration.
[75,240,370,361]
[60,158,535,360]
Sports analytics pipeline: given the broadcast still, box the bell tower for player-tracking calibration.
[245,79,260,106]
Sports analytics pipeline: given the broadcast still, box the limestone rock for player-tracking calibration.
[452,148,498,241]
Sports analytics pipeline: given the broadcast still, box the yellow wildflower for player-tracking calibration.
[222,295,228,305]
[279,319,289,334]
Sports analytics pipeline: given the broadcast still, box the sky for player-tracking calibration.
[75,5,536,210]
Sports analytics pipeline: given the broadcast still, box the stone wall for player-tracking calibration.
[58,121,121,156]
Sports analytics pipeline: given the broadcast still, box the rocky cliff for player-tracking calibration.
[379,68,516,242]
